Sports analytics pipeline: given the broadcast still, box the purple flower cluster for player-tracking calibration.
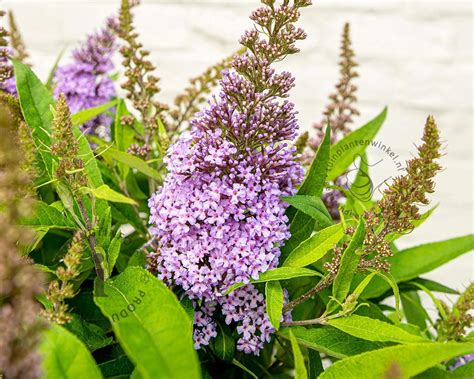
[54,19,117,137]
[148,0,310,354]
[0,46,16,95]
[192,285,292,353]
[0,75,15,95]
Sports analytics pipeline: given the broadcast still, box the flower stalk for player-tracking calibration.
[43,232,84,324]
[283,116,442,313]
[52,94,104,281]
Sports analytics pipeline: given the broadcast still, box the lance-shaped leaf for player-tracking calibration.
[401,291,431,332]
[289,330,308,379]
[71,100,118,127]
[283,127,331,256]
[99,147,162,182]
[327,314,428,344]
[318,342,474,379]
[86,184,137,205]
[266,281,284,330]
[327,219,365,312]
[94,267,200,379]
[283,224,344,268]
[362,235,474,298]
[282,195,333,229]
[211,323,235,362]
[113,100,136,179]
[21,201,76,230]
[279,326,388,359]
[327,107,387,181]
[13,60,55,178]
[225,267,322,294]
[74,127,104,188]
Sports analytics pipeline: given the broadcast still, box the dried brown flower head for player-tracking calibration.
[437,283,473,341]
[43,231,85,324]
[0,10,14,84]
[360,116,442,271]
[8,10,29,64]
[0,105,45,379]
[310,22,359,150]
[115,0,167,153]
[51,93,87,191]
[294,130,309,156]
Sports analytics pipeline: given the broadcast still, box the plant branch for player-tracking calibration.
[77,198,104,281]
[281,316,326,327]
[282,274,334,313]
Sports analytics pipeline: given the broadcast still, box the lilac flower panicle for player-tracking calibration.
[148,0,310,354]
[54,18,117,137]
[0,45,16,95]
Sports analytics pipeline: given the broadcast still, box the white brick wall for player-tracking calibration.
[3,0,473,292]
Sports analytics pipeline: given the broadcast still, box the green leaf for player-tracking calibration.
[308,350,324,379]
[401,291,431,332]
[21,201,76,229]
[266,281,284,330]
[367,269,402,321]
[98,355,134,378]
[96,206,112,250]
[283,221,318,256]
[283,224,344,268]
[329,219,365,310]
[39,324,103,379]
[113,100,136,179]
[289,329,308,379]
[224,267,322,294]
[352,272,377,298]
[231,359,258,379]
[318,342,474,379]
[94,267,200,379]
[298,125,331,197]
[64,314,114,352]
[403,278,458,295]
[327,315,428,344]
[327,107,387,181]
[86,184,137,205]
[46,46,66,90]
[21,227,49,256]
[279,326,388,359]
[100,147,162,182]
[212,323,235,362]
[409,282,448,321]
[71,100,118,127]
[74,127,104,188]
[345,152,372,209]
[106,232,122,278]
[282,195,333,229]
[283,127,331,257]
[111,203,148,235]
[13,60,55,178]
[363,235,474,298]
